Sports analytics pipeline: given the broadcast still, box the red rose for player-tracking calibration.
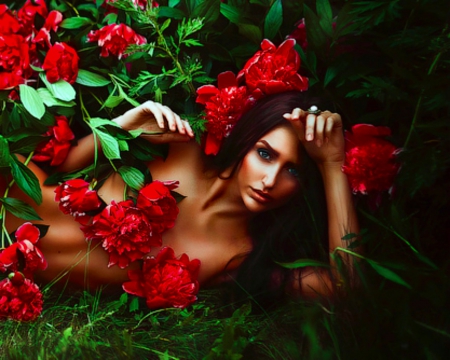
[342,124,401,195]
[0,222,47,279]
[287,18,308,50]
[0,72,24,90]
[82,200,162,269]
[33,115,75,166]
[0,34,33,82]
[0,274,43,322]
[0,5,21,34]
[136,180,180,233]
[33,10,64,49]
[86,23,146,59]
[237,39,308,97]
[17,0,48,38]
[42,42,79,84]
[123,247,200,309]
[196,71,256,155]
[54,179,102,224]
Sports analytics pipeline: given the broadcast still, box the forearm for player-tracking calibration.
[318,162,359,276]
[56,133,100,173]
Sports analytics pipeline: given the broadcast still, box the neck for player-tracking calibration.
[200,172,251,223]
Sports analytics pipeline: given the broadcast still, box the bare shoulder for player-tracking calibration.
[148,140,208,185]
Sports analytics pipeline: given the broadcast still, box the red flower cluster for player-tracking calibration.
[32,115,75,166]
[196,39,308,155]
[87,23,147,59]
[54,178,102,224]
[0,223,46,321]
[71,180,179,269]
[0,223,47,279]
[0,273,43,322]
[0,2,78,90]
[123,247,200,309]
[342,124,401,195]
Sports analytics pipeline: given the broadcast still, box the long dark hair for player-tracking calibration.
[211,91,329,308]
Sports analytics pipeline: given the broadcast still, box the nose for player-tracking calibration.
[262,165,280,189]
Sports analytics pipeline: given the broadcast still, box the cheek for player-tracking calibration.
[276,178,300,200]
[239,154,260,181]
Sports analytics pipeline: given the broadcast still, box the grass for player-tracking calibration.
[1,262,449,360]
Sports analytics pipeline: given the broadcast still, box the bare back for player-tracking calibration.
[3,141,252,291]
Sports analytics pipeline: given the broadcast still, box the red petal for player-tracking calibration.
[15,222,40,244]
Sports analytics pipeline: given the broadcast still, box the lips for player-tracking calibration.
[250,188,273,203]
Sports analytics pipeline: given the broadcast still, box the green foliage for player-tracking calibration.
[1,0,450,358]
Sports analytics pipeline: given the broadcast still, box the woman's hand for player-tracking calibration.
[283,108,345,166]
[114,101,194,144]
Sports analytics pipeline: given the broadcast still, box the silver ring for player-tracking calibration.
[307,105,321,115]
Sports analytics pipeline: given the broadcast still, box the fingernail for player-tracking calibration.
[283,113,290,118]
[316,139,322,147]
[306,134,313,141]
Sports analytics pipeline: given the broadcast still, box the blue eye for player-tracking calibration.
[258,149,271,160]
[287,167,300,178]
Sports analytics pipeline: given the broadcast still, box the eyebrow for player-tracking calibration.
[259,140,300,166]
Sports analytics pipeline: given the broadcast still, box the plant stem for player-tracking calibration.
[404,25,447,148]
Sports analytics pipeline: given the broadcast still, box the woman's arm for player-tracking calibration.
[57,101,194,173]
[284,108,359,297]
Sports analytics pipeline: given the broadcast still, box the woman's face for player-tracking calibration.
[237,125,301,213]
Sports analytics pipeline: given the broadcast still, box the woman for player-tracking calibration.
[2,91,358,301]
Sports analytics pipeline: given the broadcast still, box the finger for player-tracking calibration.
[145,101,166,130]
[157,104,178,131]
[182,120,195,137]
[305,114,316,141]
[173,114,185,134]
[314,113,326,147]
[324,115,336,143]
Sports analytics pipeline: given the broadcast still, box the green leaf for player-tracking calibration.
[40,73,76,102]
[19,85,45,119]
[60,17,92,29]
[0,197,42,221]
[9,156,42,205]
[37,88,76,107]
[118,166,145,190]
[158,6,185,19]
[303,4,327,51]
[264,0,283,40]
[103,95,124,109]
[0,135,9,168]
[192,0,220,25]
[129,296,140,312]
[89,117,121,129]
[220,3,244,24]
[9,136,45,153]
[76,69,111,87]
[238,23,262,44]
[276,258,330,269]
[316,0,333,37]
[94,129,121,160]
[367,260,411,289]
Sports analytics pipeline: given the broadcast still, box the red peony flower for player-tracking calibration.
[237,38,308,97]
[86,23,146,59]
[42,42,79,84]
[196,71,256,155]
[0,33,32,90]
[136,180,180,233]
[0,274,43,322]
[0,5,21,34]
[287,18,308,50]
[16,0,48,38]
[54,179,102,224]
[82,200,162,269]
[33,10,64,49]
[33,115,75,166]
[0,222,47,279]
[123,247,200,309]
[0,72,24,90]
[342,124,401,195]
